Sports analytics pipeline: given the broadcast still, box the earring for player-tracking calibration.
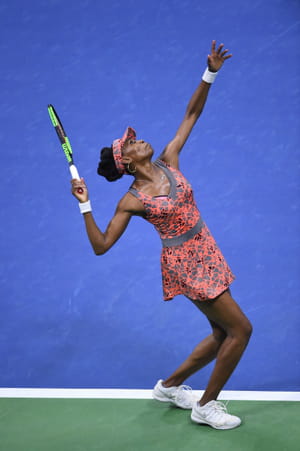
[127,162,137,174]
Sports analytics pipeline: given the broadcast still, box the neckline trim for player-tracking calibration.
[130,160,177,200]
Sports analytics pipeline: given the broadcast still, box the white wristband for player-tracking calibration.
[79,200,92,214]
[202,67,218,84]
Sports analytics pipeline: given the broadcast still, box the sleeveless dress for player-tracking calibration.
[128,160,235,301]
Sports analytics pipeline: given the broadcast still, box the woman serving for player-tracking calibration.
[71,40,252,430]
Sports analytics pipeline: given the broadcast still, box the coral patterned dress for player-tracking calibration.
[128,160,235,301]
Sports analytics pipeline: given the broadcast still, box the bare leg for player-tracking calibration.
[195,290,252,405]
[163,319,227,387]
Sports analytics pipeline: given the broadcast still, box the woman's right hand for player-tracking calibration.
[71,178,89,203]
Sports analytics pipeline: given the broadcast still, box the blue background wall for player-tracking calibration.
[0,0,299,390]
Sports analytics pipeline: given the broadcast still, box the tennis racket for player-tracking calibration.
[48,104,83,193]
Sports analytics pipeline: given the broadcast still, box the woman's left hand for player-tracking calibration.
[207,40,232,72]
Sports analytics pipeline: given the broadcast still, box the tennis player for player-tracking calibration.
[71,40,252,430]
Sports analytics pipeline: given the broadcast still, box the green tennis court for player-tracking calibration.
[0,398,299,451]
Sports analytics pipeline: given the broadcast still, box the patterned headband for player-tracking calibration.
[112,127,136,174]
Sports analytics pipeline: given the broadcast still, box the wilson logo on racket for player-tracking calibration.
[62,143,72,163]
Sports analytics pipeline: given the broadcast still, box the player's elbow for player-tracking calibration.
[94,247,107,256]
[91,235,115,255]
[93,242,110,255]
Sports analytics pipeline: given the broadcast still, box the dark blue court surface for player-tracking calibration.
[0,0,299,391]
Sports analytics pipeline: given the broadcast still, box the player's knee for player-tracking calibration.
[229,317,252,345]
[240,318,253,343]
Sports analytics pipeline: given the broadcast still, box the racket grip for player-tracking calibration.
[70,164,80,180]
[70,165,83,194]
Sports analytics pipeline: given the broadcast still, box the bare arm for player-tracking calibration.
[82,200,132,255]
[71,179,144,255]
[159,40,232,169]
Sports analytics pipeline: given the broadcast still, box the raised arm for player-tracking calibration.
[71,178,143,255]
[159,40,232,169]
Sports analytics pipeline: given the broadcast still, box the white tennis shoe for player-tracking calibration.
[152,379,194,409]
[191,400,242,430]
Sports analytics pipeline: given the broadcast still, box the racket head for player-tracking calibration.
[48,104,74,166]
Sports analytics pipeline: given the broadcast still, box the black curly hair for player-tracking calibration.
[97,147,123,182]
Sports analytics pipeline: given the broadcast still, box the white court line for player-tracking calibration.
[0,388,299,401]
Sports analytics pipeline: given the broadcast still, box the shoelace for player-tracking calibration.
[204,401,233,423]
[212,401,228,413]
[174,385,193,404]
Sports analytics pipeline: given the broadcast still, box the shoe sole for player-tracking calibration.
[152,393,172,403]
[153,393,193,410]
[191,413,241,430]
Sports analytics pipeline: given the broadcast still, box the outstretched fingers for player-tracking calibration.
[217,44,232,60]
[221,47,233,60]
[211,41,225,55]
[211,40,232,61]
